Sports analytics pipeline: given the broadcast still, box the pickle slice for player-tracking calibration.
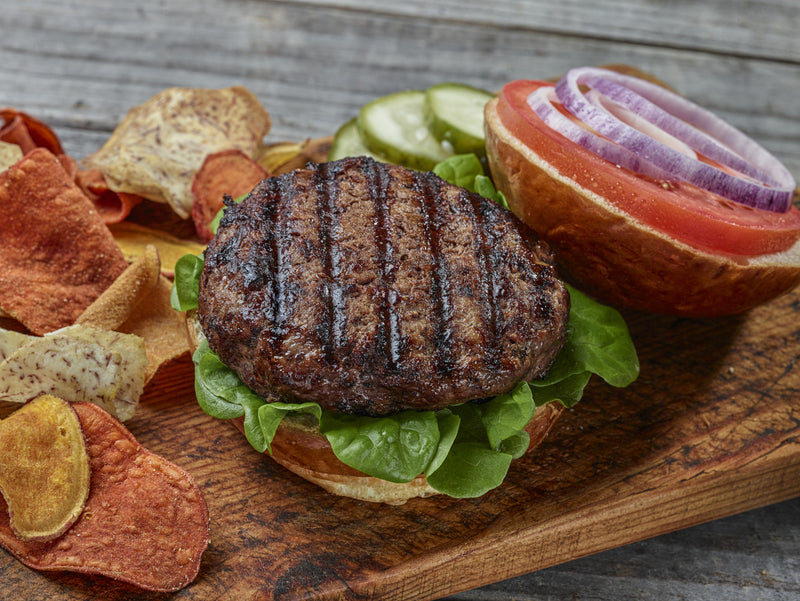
[328,118,387,162]
[357,90,451,171]
[425,82,494,156]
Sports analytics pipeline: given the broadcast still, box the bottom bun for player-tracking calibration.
[232,400,565,505]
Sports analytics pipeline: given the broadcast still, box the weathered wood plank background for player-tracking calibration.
[1,1,799,599]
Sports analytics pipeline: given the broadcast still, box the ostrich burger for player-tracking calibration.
[173,155,638,504]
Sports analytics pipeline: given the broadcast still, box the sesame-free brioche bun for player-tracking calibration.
[484,96,800,317]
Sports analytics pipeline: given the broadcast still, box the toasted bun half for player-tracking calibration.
[187,312,564,504]
[485,96,800,317]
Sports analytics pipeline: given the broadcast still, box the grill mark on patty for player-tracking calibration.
[315,162,346,362]
[367,158,401,370]
[417,172,454,377]
[464,189,501,371]
[263,175,286,350]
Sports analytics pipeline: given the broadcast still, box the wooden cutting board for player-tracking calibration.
[1,286,799,600]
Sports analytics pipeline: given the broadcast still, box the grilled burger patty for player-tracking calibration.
[198,156,569,416]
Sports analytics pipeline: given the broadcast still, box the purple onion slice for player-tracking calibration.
[529,66,795,212]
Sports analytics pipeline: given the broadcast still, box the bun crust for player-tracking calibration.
[484,97,800,317]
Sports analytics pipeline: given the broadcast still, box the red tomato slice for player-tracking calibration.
[496,80,800,257]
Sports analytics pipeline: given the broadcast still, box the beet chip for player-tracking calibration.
[191,148,268,242]
[0,402,210,592]
[0,108,64,156]
[0,148,128,334]
[74,168,144,225]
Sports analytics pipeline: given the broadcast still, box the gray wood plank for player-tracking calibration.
[304,0,800,61]
[1,0,798,174]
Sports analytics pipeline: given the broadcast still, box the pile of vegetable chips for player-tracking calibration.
[0,85,283,590]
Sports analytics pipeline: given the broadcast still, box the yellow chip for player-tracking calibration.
[0,141,23,171]
[0,394,90,542]
[108,222,206,276]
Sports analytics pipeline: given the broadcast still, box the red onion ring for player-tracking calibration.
[529,67,795,212]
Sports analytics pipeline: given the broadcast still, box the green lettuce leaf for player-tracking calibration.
[319,410,441,483]
[170,253,204,311]
[433,154,509,208]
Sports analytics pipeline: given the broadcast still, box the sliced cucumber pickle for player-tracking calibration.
[328,118,387,162]
[425,82,494,156]
[357,90,451,171]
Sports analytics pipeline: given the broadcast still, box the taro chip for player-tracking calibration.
[0,148,128,335]
[0,402,210,592]
[192,148,268,242]
[0,395,90,542]
[0,324,147,421]
[82,86,272,219]
[0,140,23,171]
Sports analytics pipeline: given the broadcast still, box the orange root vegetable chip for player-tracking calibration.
[109,221,207,276]
[76,245,161,332]
[76,245,190,382]
[0,395,90,542]
[0,402,210,592]
[117,274,191,383]
[0,324,148,421]
[191,148,268,241]
[74,168,144,224]
[82,86,271,219]
[0,148,128,335]
[0,108,65,156]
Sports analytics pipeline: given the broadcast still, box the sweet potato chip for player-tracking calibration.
[254,135,333,175]
[109,220,206,276]
[117,274,191,383]
[76,245,161,332]
[82,86,271,219]
[74,168,144,224]
[0,108,64,156]
[0,148,128,335]
[0,401,210,592]
[0,324,147,421]
[0,395,90,542]
[75,246,191,382]
[192,148,268,241]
